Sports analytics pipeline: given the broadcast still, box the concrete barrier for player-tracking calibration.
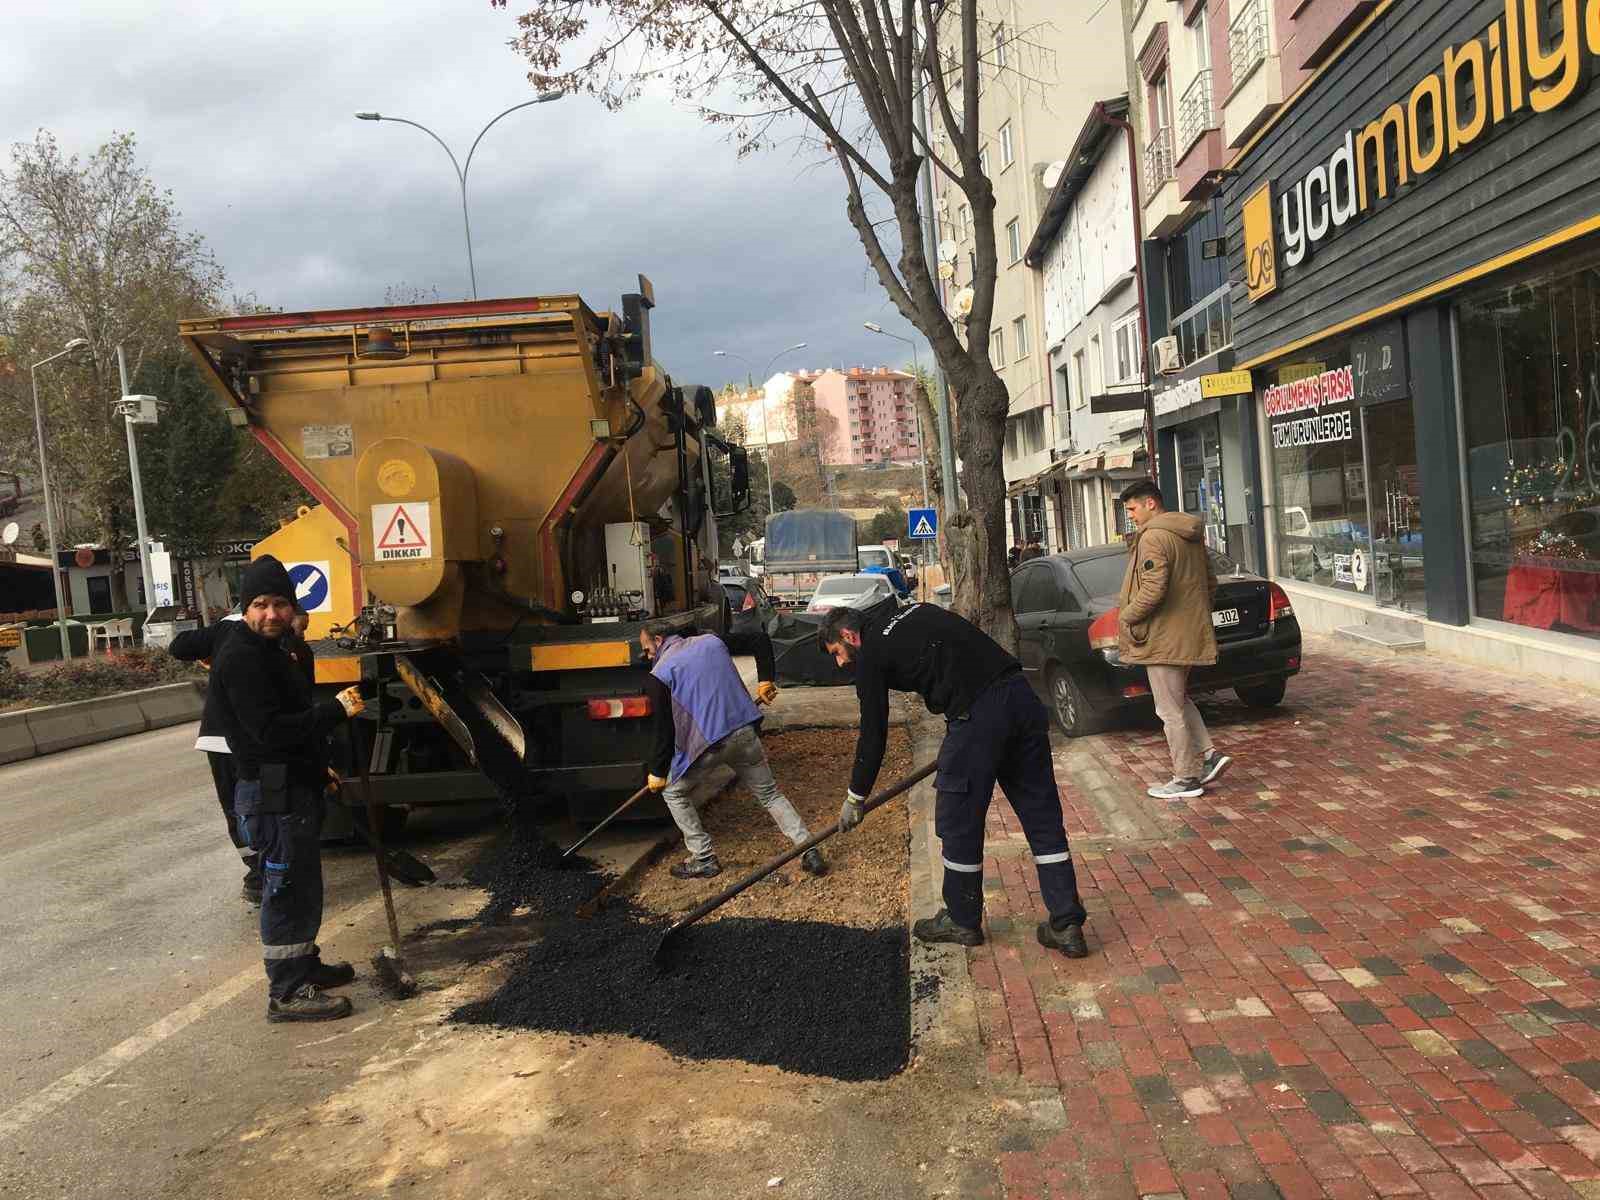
[4,682,204,763]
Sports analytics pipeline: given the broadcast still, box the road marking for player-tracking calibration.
[0,891,390,1142]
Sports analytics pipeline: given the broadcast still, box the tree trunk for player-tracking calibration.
[950,367,1017,654]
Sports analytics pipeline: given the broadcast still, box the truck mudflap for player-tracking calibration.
[393,647,528,801]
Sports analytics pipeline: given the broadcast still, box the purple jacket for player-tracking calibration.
[649,634,762,782]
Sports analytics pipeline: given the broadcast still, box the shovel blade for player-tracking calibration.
[652,924,686,971]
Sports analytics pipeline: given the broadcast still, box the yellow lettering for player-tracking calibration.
[1445,39,1489,151]
[1506,0,1526,111]
[1408,74,1446,175]
[1356,104,1409,210]
[1489,23,1507,122]
[1522,0,1589,112]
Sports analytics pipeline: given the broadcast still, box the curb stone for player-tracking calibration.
[0,682,204,764]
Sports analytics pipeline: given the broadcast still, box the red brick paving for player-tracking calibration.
[969,637,1600,1200]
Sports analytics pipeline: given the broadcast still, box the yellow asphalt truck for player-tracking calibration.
[179,278,748,826]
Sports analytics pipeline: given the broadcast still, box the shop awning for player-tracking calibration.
[1006,465,1052,495]
[1061,450,1103,476]
[1104,448,1140,471]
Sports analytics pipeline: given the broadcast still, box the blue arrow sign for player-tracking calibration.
[907,507,938,539]
[287,561,332,614]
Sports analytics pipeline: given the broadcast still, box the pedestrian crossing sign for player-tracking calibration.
[908,507,938,539]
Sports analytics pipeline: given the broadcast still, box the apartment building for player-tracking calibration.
[928,0,1128,548]
[802,368,922,467]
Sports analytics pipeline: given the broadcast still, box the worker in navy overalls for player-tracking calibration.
[821,603,1089,957]
[640,627,827,881]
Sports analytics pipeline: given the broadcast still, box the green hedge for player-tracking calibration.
[0,649,202,709]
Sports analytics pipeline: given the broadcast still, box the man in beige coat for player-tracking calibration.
[1116,480,1233,799]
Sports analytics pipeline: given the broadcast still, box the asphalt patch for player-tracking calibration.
[449,819,912,1082]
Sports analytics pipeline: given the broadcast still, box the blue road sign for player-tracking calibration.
[287,561,331,614]
[907,507,938,540]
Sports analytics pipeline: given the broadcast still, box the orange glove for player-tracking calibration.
[753,681,779,706]
[646,774,669,792]
[325,766,342,795]
[335,686,365,718]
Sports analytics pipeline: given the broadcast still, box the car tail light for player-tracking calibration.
[587,696,652,720]
[1121,683,1151,698]
[1287,655,1301,669]
[1088,609,1120,652]
[741,591,757,611]
[1268,583,1294,622]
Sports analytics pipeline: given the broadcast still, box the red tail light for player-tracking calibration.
[1089,609,1120,651]
[741,591,757,611]
[1121,683,1151,698]
[1268,583,1294,622]
[587,696,652,720]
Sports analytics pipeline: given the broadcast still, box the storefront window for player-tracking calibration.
[1458,250,1600,641]
[1265,338,1374,594]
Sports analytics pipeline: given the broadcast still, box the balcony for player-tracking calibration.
[1143,126,1189,238]
[1176,69,1214,156]
[1169,286,1232,369]
[1144,127,1174,194]
[1224,0,1284,146]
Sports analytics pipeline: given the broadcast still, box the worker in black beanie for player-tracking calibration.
[211,555,366,1023]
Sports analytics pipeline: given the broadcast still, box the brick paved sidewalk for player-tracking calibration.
[968,636,1600,1200]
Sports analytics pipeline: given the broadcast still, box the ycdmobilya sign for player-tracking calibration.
[1248,0,1598,283]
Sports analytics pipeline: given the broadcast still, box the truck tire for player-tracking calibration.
[1235,679,1287,708]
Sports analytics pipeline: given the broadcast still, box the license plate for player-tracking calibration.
[1212,608,1240,628]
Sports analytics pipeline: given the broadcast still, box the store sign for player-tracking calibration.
[1200,370,1254,398]
[1267,365,1357,449]
[1154,377,1203,417]
[1266,0,1600,271]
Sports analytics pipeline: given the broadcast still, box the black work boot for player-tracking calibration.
[267,985,353,1023]
[800,848,828,877]
[308,960,357,989]
[1037,919,1089,959]
[912,908,985,947]
[670,855,722,880]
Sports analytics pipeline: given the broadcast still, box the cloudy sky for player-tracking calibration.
[0,1,928,389]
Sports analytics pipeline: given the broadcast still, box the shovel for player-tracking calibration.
[561,784,652,860]
[652,759,936,970]
[357,741,418,999]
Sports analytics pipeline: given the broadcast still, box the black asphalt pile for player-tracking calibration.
[463,809,608,923]
[453,905,910,1081]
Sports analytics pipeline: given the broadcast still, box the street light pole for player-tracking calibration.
[863,324,931,508]
[356,92,564,300]
[30,339,90,661]
[116,345,155,617]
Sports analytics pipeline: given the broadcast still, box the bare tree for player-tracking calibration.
[494,0,1029,647]
[0,132,225,601]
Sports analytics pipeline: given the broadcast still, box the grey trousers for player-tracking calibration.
[663,724,810,861]
[1146,664,1212,781]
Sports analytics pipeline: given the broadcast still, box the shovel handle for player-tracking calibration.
[663,759,937,937]
[562,784,653,858]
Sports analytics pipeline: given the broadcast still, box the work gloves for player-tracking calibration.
[646,774,669,793]
[325,766,342,795]
[335,686,366,718]
[839,790,866,832]
[753,681,779,706]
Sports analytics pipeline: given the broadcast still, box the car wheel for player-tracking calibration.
[1048,666,1104,738]
[1235,679,1287,708]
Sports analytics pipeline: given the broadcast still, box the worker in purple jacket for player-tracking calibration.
[639,627,827,881]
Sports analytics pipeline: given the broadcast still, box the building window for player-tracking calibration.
[1073,349,1087,409]
[1112,313,1142,383]
[1458,249,1600,644]
[999,121,1014,169]
[1013,315,1030,359]
[991,326,1005,366]
[979,146,990,178]
[959,203,971,241]
[1088,332,1104,397]
[1189,6,1211,73]
[1006,218,1022,264]
[1005,408,1047,461]
[994,22,1007,69]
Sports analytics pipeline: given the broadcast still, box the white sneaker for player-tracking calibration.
[1148,778,1203,800]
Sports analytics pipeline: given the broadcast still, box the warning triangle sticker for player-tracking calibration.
[911,515,935,537]
[377,504,424,548]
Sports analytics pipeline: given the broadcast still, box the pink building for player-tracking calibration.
[800,367,922,467]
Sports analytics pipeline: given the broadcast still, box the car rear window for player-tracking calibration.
[1072,552,1128,600]
[723,584,747,606]
[815,577,865,596]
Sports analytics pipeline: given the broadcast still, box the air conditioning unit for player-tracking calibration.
[1153,336,1182,375]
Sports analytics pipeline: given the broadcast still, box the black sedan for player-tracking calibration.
[721,575,779,641]
[1011,545,1302,737]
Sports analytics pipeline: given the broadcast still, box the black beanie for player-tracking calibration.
[239,554,295,611]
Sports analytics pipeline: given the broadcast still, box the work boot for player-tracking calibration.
[800,848,828,877]
[670,855,722,880]
[267,985,353,1023]
[308,960,357,989]
[912,908,984,947]
[1037,919,1089,959]
[1200,750,1233,786]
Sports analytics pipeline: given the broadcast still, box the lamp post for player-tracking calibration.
[115,344,157,617]
[713,342,807,518]
[356,92,564,300]
[31,338,91,661]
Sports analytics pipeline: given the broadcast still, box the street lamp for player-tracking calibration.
[31,338,91,662]
[713,342,807,517]
[355,91,565,300]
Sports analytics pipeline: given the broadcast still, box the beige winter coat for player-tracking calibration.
[1116,511,1218,667]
